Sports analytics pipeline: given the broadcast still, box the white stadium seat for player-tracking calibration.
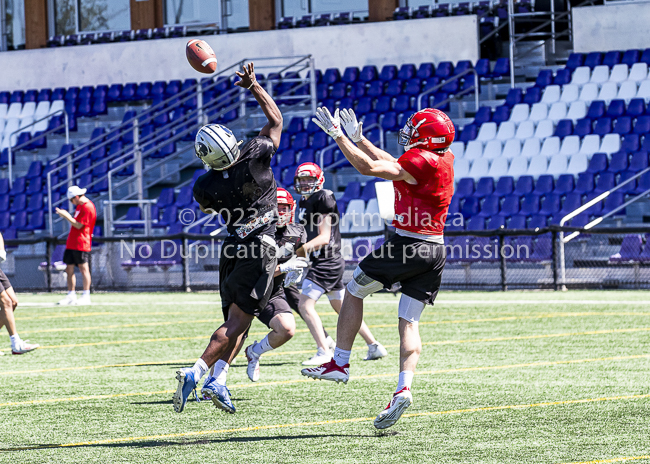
[449,141,464,158]
[560,84,579,103]
[340,239,353,261]
[600,133,621,154]
[454,158,470,179]
[570,66,591,87]
[541,85,561,104]
[34,101,51,120]
[617,81,637,103]
[609,64,628,84]
[636,80,650,102]
[19,117,35,134]
[0,120,4,133]
[509,103,529,123]
[546,154,568,176]
[560,135,580,156]
[49,99,65,116]
[2,118,19,147]
[476,122,497,141]
[6,102,21,119]
[540,136,561,158]
[521,137,541,158]
[365,199,383,233]
[468,158,489,180]
[507,157,528,178]
[502,139,521,159]
[579,83,599,103]
[534,119,554,139]
[496,121,515,140]
[464,140,484,160]
[526,156,548,178]
[19,102,35,120]
[343,200,367,234]
[597,82,618,104]
[548,102,568,122]
[589,65,610,85]
[579,135,601,156]
[488,157,509,178]
[566,153,588,174]
[483,139,502,159]
[0,103,7,120]
[627,63,648,83]
[528,102,548,122]
[515,120,534,139]
[566,101,587,122]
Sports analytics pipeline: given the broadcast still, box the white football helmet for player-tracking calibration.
[195,124,241,170]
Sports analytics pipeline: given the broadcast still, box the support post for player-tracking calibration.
[507,0,516,88]
[499,234,507,291]
[551,230,559,291]
[133,119,143,201]
[46,239,52,293]
[183,237,190,292]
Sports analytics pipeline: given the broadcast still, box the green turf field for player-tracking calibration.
[1,291,649,464]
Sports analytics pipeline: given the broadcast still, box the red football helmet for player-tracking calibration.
[398,108,455,152]
[294,162,324,196]
[276,187,295,226]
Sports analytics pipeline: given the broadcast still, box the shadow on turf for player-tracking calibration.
[0,433,382,451]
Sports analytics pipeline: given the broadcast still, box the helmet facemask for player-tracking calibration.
[195,124,242,170]
[294,175,320,196]
[277,203,294,226]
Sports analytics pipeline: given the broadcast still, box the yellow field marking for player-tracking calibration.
[20,319,224,335]
[2,393,649,451]
[1,353,648,407]
[557,455,650,464]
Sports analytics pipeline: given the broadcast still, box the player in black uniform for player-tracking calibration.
[294,162,387,366]
[172,62,284,415]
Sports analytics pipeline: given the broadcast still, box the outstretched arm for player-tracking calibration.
[235,62,283,149]
[339,108,395,162]
[313,107,417,184]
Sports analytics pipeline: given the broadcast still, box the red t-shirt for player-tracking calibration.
[66,200,97,252]
[392,148,455,235]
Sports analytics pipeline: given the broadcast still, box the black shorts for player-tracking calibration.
[284,284,301,311]
[304,255,345,293]
[63,249,90,266]
[359,234,446,305]
[220,235,278,319]
[0,269,12,293]
[257,292,293,328]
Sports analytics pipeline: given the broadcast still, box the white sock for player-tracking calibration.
[396,370,414,393]
[67,291,76,297]
[192,358,208,380]
[213,359,229,386]
[82,290,90,297]
[10,334,21,349]
[333,347,351,367]
[252,335,273,357]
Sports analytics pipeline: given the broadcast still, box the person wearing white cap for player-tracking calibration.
[55,186,97,306]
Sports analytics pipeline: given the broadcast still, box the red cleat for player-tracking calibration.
[301,359,349,384]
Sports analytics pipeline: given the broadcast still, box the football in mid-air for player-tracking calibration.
[186,39,217,74]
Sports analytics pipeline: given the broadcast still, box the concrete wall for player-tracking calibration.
[573,2,650,53]
[0,15,478,91]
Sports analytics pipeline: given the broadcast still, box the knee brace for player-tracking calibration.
[346,267,384,299]
[398,294,426,323]
[301,279,326,301]
[326,288,345,301]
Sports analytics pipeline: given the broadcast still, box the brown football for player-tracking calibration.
[186,39,217,74]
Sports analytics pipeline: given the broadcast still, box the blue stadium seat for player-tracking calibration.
[495,176,514,196]
[136,82,152,99]
[521,194,540,215]
[458,124,477,142]
[554,174,575,195]
[322,68,341,85]
[584,52,602,69]
[465,216,486,230]
[398,64,416,80]
[166,80,181,98]
[508,214,527,229]
[594,172,616,194]
[157,188,175,209]
[393,95,412,113]
[151,81,166,99]
[574,118,592,137]
[609,151,629,173]
[416,63,435,80]
[121,83,137,101]
[505,88,523,107]
[594,117,612,136]
[311,132,329,150]
[10,194,26,213]
[461,196,480,217]
[26,193,43,213]
[10,90,24,103]
[37,88,51,102]
[587,153,608,173]
[603,192,625,215]
[634,115,650,134]
[528,214,548,229]
[475,177,494,197]
[553,68,572,86]
[9,176,26,196]
[514,175,534,195]
[341,67,360,84]
[477,195,499,217]
[622,49,641,67]
[487,215,506,229]
[622,134,640,153]
[375,96,392,113]
[435,61,454,80]
[26,177,42,195]
[385,79,404,96]
[492,105,510,124]
[456,178,475,198]
[491,58,510,78]
[287,117,304,134]
[627,98,646,117]
[629,150,649,172]
[474,106,492,125]
[574,173,595,194]
[381,111,399,131]
[0,212,10,229]
[523,87,541,105]
[329,82,347,100]
[533,175,554,195]
[554,119,573,138]
[12,211,28,230]
[603,51,621,68]
[535,69,553,88]
[359,65,378,83]
[26,161,42,179]
[291,133,308,151]
[499,194,520,217]
[587,101,606,120]
[614,117,632,135]
[539,194,561,215]
[607,99,626,118]
[474,58,491,78]
[379,65,398,82]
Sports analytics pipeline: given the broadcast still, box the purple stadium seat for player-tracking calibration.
[610,234,643,262]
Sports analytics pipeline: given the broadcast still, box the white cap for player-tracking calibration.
[67,185,87,200]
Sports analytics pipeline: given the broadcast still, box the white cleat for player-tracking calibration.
[374,387,413,429]
[58,295,77,306]
[301,359,349,383]
[364,342,388,361]
[12,341,40,355]
[76,295,92,306]
[245,343,260,382]
[0,351,4,356]
[325,335,336,352]
[301,347,333,366]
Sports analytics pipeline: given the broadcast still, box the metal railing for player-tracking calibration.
[45,55,317,235]
[416,68,480,113]
[102,199,156,237]
[558,165,650,289]
[7,108,69,187]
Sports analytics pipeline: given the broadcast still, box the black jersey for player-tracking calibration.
[297,189,342,260]
[270,222,307,299]
[193,136,277,242]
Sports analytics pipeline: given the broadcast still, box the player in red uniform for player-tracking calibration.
[302,107,455,430]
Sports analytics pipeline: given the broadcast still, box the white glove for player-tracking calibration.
[312,107,343,139]
[279,256,309,274]
[283,268,305,287]
[340,108,364,143]
[0,250,5,263]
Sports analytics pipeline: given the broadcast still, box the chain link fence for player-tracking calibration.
[3,226,650,292]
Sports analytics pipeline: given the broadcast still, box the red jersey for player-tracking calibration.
[391,148,455,236]
[66,200,97,252]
